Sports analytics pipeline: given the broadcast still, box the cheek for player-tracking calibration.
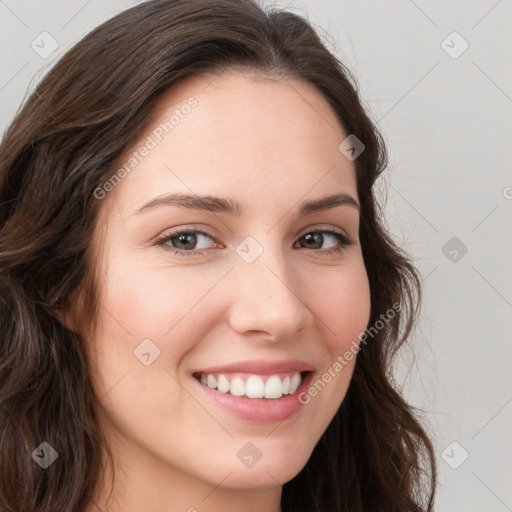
[95,252,223,342]
[288,261,370,454]
[86,256,215,451]
[88,252,222,398]
[307,261,371,349]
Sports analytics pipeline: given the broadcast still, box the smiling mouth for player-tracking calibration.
[193,371,311,399]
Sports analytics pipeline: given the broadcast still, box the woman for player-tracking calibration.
[0,1,436,510]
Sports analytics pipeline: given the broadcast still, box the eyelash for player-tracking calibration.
[154,228,354,256]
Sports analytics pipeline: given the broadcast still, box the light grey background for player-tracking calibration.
[1,1,511,510]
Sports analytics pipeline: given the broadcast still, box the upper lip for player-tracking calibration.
[193,359,315,375]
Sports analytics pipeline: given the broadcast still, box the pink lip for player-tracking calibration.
[193,370,315,424]
[192,359,315,376]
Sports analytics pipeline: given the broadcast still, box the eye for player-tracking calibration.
[155,229,219,255]
[154,227,354,256]
[295,229,354,254]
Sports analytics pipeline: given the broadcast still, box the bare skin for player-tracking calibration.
[68,70,371,512]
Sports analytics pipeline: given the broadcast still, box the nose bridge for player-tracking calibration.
[228,237,313,339]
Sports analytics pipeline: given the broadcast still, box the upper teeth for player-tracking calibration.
[198,372,303,399]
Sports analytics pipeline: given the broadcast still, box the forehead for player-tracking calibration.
[102,69,357,217]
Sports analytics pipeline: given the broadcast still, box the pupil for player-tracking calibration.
[177,233,196,249]
[304,233,322,249]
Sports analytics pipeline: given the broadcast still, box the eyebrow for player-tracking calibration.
[134,192,360,216]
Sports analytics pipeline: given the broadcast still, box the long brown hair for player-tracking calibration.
[0,1,436,510]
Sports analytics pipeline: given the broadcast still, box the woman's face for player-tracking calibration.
[80,70,370,503]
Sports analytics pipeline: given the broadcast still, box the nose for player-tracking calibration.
[226,246,315,342]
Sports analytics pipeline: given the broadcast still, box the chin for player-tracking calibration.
[220,448,312,489]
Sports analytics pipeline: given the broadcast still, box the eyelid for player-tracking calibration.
[154,226,222,248]
[297,223,351,238]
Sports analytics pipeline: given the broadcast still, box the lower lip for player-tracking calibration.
[193,372,315,424]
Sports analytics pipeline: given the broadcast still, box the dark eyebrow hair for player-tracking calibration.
[133,192,360,216]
